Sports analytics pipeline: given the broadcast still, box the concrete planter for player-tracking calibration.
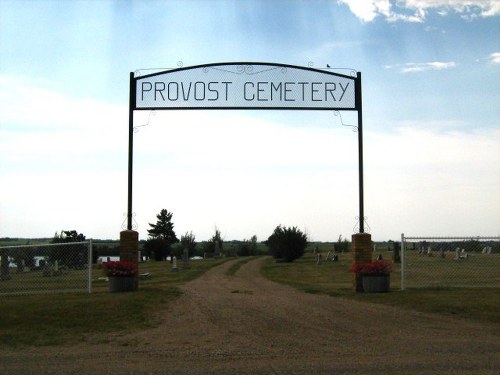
[108,276,138,293]
[362,275,390,293]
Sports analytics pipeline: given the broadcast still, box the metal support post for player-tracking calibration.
[127,72,135,230]
[355,72,364,233]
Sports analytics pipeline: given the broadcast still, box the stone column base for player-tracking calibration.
[120,230,139,289]
[352,233,372,292]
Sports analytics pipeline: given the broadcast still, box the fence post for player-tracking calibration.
[88,240,93,294]
[401,233,406,290]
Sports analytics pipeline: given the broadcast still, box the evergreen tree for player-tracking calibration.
[147,209,179,242]
[145,209,179,261]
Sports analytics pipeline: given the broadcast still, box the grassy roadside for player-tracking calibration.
[0,258,230,348]
[261,253,500,325]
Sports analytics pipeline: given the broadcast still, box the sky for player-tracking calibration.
[0,0,499,242]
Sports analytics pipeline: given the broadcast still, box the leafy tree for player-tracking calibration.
[335,235,349,253]
[52,230,86,243]
[50,230,87,268]
[180,231,197,256]
[238,235,258,256]
[201,227,223,255]
[266,225,307,262]
[144,209,179,261]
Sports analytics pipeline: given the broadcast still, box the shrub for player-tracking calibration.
[266,225,308,262]
[238,235,258,256]
[335,234,349,253]
[180,231,197,256]
[201,228,223,255]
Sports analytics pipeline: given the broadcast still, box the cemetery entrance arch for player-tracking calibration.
[126,62,365,233]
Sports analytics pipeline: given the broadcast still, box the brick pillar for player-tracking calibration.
[352,233,372,292]
[120,230,139,290]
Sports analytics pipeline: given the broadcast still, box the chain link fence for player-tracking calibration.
[0,241,93,295]
[400,235,500,289]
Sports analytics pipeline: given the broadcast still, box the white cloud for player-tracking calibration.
[488,52,500,64]
[337,0,393,22]
[0,75,125,132]
[384,61,456,73]
[339,0,500,22]
[365,126,500,238]
[404,1,500,18]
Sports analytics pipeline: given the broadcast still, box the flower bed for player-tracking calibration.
[350,260,392,293]
[103,261,138,277]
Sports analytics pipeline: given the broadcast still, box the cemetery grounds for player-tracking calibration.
[0,251,499,374]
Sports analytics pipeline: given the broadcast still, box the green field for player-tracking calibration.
[1,251,498,349]
[404,250,500,288]
[0,258,230,347]
[261,251,500,324]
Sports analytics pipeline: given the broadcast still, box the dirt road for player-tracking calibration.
[1,258,498,374]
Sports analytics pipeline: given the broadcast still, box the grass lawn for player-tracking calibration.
[1,252,498,349]
[0,258,230,348]
[261,252,500,324]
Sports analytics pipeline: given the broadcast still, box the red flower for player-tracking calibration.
[103,261,138,277]
[350,260,392,276]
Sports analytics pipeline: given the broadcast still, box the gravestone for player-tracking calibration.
[1,250,11,281]
[171,256,178,272]
[482,246,492,254]
[182,248,190,269]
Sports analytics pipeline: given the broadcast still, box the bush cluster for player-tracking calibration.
[266,225,307,262]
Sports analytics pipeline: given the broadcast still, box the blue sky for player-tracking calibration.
[1,0,499,241]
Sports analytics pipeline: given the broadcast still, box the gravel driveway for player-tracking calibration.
[1,257,498,374]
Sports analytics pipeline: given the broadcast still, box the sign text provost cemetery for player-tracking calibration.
[133,63,357,110]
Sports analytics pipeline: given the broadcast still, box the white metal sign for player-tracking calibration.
[134,63,357,110]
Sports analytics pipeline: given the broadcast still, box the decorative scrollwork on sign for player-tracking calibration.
[235,65,254,74]
[332,67,357,77]
[135,62,185,77]
[134,110,155,132]
[215,64,277,76]
[122,213,138,231]
[308,61,314,67]
[334,111,357,132]
[352,217,371,233]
